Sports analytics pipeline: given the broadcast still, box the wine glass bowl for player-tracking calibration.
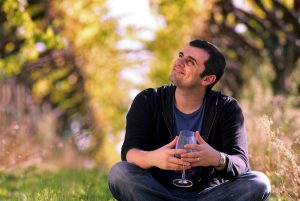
[172,130,197,188]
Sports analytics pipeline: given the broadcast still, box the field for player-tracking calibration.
[0,168,114,201]
[0,83,299,201]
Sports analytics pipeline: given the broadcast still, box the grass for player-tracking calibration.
[241,81,300,200]
[0,167,114,201]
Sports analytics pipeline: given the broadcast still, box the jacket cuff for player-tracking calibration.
[215,154,235,180]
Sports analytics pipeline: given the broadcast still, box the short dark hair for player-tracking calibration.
[189,39,226,89]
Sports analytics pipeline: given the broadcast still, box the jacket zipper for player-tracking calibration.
[162,112,173,141]
[206,111,217,140]
[205,94,219,140]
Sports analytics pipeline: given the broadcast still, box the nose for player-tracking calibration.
[176,57,186,67]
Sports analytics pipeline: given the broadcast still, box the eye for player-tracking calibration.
[187,59,195,66]
[178,52,183,58]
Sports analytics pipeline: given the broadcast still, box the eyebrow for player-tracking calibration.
[179,51,198,65]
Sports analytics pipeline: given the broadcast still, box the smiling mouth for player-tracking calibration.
[174,68,185,75]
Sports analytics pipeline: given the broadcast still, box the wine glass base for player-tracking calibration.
[172,179,193,188]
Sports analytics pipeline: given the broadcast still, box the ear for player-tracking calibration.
[201,75,216,87]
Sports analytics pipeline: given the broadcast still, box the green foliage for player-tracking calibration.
[0,0,63,78]
[0,0,128,161]
[0,168,114,201]
[50,0,129,149]
[207,0,300,95]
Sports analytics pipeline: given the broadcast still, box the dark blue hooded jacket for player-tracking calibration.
[121,84,250,190]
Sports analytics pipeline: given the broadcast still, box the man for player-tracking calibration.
[109,39,271,201]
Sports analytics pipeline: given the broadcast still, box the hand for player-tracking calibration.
[180,131,220,167]
[148,136,191,171]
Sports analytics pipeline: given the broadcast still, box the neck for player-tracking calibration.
[175,87,206,114]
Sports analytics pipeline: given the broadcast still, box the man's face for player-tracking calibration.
[169,45,210,89]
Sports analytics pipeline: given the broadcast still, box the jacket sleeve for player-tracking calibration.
[217,98,250,180]
[121,89,154,161]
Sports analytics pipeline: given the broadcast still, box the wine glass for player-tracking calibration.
[173,130,197,188]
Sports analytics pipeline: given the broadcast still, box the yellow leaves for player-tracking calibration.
[226,49,237,60]
[277,30,287,44]
[214,12,224,24]
[2,0,19,13]
[31,67,78,104]
[196,0,215,21]
[255,39,264,49]
[226,13,236,26]
[3,0,36,38]
[262,0,273,10]
[76,26,99,47]
[4,43,15,54]
[32,78,51,102]
[50,0,126,136]
[1,0,63,78]
[43,27,63,49]
[0,56,22,76]
[20,42,39,61]
[283,0,295,8]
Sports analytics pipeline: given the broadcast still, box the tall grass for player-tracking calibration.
[0,80,94,171]
[241,80,300,200]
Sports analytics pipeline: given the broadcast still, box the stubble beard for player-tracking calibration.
[169,72,181,87]
[169,71,203,89]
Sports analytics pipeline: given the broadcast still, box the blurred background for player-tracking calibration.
[0,0,299,200]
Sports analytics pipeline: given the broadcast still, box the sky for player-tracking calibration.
[107,0,163,41]
[106,0,161,151]
[107,0,162,99]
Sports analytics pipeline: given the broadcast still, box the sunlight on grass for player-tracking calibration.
[0,168,114,201]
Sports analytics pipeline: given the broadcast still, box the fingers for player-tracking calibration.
[165,136,178,148]
[180,150,201,158]
[181,157,201,163]
[195,131,206,144]
[168,156,191,167]
[167,148,187,155]
[167,163,192,171]
[183,144,202,151]
[181,155,204,167]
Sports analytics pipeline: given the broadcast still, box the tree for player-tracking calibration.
[206,0,300,95]
[0,0,128,159]
[0,0,95,138]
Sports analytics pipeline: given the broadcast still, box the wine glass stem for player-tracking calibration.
[182,165,185,181]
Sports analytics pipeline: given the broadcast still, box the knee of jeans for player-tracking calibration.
[108,161,129,187]
[249,171,271,195]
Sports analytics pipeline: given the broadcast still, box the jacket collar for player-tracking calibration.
[160,85,220,141]
[201,89,219,141]
[160,84,176,139]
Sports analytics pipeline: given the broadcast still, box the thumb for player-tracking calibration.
[165,136,178,148]
[195,131,206,144]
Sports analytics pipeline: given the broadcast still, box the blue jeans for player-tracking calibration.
[108,161,271,201]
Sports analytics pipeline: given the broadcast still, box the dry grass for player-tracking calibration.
[0,80,94,171]
[0,111,94,172]
[241,81,300,200]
